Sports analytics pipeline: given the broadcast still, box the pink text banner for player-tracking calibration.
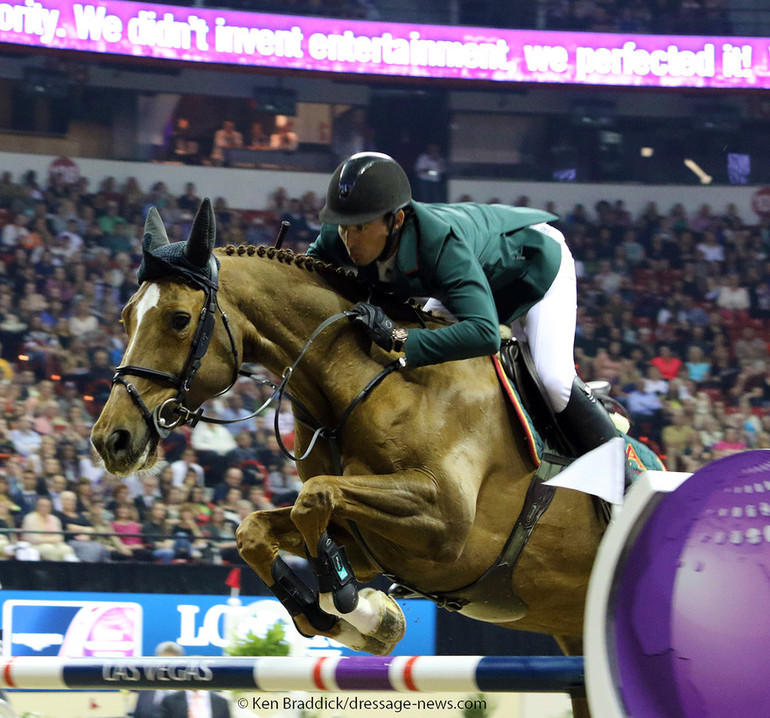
[1,0,769,88]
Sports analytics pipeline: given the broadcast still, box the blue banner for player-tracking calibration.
[0,591,435,658]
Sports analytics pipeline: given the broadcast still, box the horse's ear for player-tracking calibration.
[142,207,170,252]
[185,197,216,268]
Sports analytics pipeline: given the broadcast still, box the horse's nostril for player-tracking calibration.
[106,429,132,456]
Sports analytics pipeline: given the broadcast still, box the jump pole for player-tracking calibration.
[0,655,584,694]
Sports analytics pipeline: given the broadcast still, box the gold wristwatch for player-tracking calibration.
[392,327,408,352]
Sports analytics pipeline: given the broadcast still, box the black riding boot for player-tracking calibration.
[555,377,633,487]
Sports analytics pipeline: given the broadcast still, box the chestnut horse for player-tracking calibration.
[92,201,603,714]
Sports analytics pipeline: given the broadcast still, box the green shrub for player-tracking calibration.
[224,621,291,657]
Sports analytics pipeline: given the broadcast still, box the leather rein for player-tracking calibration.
[112,270,400,473]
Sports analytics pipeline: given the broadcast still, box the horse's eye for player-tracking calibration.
[170,313,191,331]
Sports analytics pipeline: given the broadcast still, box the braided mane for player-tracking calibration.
[223,244,361,287]
[220,244,442,324]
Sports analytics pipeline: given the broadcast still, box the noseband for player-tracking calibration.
[112,268,240,439]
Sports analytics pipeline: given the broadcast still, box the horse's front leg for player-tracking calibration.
[236,507,331,632]
[290,468,475,653]
[236,507,392,654]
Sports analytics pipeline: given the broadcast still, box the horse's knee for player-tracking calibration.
[235,511,258,544]
[291,477,334,525]
[235,512,272,565]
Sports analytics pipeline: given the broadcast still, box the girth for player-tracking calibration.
[379,455,564,623]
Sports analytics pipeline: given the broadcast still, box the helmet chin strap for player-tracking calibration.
[376,212,402,263]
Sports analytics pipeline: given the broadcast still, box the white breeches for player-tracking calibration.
[521,223,577,413]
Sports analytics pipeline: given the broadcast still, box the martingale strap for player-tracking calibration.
[269,312,402,471]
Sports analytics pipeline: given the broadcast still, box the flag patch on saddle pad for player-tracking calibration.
[491,356,666,476]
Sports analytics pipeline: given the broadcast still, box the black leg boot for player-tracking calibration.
[555,377,634,487]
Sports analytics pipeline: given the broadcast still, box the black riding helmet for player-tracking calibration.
[319,152,412,226]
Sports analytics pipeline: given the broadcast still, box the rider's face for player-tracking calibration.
[338,218,389,267]
[338,210,403,267]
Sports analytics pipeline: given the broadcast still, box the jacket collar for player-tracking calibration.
[395,201,451,277]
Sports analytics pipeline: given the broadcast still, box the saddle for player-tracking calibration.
[499,336,631,456]
[499,337,569,455]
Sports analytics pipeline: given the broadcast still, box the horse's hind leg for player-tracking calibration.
[236,508,397,654]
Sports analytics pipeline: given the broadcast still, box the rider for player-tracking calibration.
[306,151,622,467]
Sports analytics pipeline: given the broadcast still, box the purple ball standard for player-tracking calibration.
[612,450,770,718]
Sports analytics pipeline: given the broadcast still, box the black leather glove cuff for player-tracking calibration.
[348,302,397,351]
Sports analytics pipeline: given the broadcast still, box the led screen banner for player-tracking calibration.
[0,0,769,89]
[1,591,436,658]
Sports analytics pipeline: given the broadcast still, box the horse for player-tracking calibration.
[92,200,606,716]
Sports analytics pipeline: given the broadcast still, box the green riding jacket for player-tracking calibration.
[306,201,561,367]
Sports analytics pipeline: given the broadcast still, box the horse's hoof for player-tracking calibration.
[329,590,406,655]
[338,624,398,656]
[294,614,393,655]
[359,587,406,646]
[360,634,395,656]
[332,620,389,654]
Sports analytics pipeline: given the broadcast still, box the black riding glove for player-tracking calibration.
[347,302,398,352]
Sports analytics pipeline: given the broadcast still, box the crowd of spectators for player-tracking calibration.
[0,167,308,563]
[546,195,770,473]
[0,164,765,564]
[161,0,382,21]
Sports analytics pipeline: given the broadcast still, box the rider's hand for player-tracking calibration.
[347,302,405,352]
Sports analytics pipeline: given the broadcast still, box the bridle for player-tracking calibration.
[112,263,241,439]
[110,265,402,475]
